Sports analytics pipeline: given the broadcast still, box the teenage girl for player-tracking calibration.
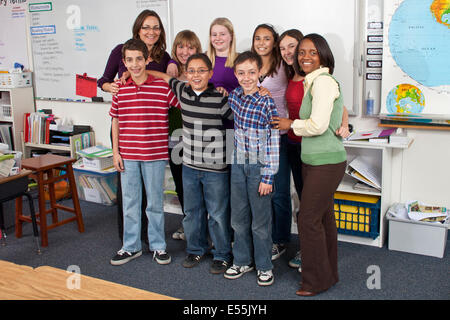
[206,17,240,96]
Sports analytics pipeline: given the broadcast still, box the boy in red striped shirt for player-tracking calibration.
[109,38,180,266]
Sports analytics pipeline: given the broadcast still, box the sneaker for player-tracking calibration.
[110,249,142,266]
[271,243,286,260]
[182,254,202,268]
[224,264,254,280]
[210,260,229,274]
[153,250,171,265]
[288,250,302,271]
[257,270,274,286]
[172,227,185,240]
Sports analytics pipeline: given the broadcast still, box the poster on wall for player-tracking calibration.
[0,0,29,71]
[381,0,450,120]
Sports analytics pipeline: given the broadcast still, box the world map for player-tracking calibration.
[388,0,450,88]
[384,0,450,114]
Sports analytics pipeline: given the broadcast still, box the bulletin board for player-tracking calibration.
[29,0,171,102]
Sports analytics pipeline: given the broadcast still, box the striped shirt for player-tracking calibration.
[110,75,180,161]
[228,87,280,185]
[168,78,233,172]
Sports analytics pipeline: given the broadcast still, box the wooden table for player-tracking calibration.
[0,260,177,300]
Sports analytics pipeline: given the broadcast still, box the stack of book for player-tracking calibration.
[346,156,381,191]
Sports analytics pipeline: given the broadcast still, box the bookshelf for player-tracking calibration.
[22,131,95,159]
[336,140,413,248]
[0,87,35,153]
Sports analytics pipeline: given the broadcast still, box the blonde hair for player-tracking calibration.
[171,30,202,74]
[207,17,238,68]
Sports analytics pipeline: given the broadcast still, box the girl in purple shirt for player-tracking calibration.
[206,18,240,95]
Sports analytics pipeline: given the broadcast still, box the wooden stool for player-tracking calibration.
[15,154,84,247]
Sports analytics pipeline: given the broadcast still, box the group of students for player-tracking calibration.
[97,10,349,296]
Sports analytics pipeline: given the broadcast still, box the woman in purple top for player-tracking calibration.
[251,24,291,261]
[206,17,240,95]
[97,10,170,94]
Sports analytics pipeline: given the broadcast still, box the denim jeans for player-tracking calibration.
[121,160,167,253]
[272,134,293,244]
[230,157,273,271]
[182,165,232,262]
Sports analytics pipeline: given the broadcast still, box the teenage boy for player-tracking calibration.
[224,51,280,286]
[109,38,179,266]
[149,53,233,274]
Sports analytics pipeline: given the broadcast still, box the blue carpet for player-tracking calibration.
[1,199,449,300]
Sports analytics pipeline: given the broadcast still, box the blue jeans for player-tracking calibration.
[121,160,167,253]
[230,158,273,271]
[182,165,232,262]
[272,134,292,244]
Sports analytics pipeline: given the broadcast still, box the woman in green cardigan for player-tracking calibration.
[272,33,347,296]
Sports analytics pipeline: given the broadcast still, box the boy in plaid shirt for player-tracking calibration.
[224,51,280,286]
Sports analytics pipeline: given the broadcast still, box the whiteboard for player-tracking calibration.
[29,0,170,102]
[0,2,29,71]
[171,0,361,115]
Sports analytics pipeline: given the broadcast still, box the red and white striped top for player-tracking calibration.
[110,75,180,161]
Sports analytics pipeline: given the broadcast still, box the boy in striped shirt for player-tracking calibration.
[224,51,280,286]
[109,38,179,266]
[149,53,234,274]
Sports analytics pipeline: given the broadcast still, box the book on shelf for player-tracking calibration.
[345,156,381,190]
[346,128,396,141]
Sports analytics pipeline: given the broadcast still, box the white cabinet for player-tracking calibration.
[337,140,412,248]
[0,87,35,152]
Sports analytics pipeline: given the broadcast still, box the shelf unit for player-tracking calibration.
[0,87,35,153]
[22,131,95,159]
[337,139,412,248]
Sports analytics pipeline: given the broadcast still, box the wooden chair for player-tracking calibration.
[15,154,84,247]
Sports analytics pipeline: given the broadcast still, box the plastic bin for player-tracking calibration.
[334,191,381,239]
[73,163,117,205]
[387,213,448,258]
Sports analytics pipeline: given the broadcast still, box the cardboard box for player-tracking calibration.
[387,214,448,258]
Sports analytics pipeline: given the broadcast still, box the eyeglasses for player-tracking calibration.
[141,25,161,32]
[186,69,210,75]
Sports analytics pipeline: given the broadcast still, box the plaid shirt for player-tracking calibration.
[228,87,280,185]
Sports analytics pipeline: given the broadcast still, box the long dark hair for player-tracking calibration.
[295,33,335,75]
[251,24,281,77]
[278,29,305,79]
[132,10,167,64]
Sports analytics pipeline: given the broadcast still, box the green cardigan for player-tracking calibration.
[299,73,347,165]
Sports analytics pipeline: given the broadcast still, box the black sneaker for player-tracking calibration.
[271,243,286,260]
[182,254,202,268]
[153,250,171,265]
[224,264,254,279]
[210,260,229,274]
[110,249,142,266]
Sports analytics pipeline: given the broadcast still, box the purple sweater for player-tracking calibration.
[97,43,171,90]
[210,56,239,94]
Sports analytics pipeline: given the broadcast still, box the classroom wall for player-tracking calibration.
[30,1,450,209]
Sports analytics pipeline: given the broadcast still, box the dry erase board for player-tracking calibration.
[29,0,170,102]
[171,0,362,115]
[0,2,29,71]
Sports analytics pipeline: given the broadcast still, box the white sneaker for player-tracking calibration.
[172,227,185,240]
[224,264,254,280]
[257,270,274,286]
